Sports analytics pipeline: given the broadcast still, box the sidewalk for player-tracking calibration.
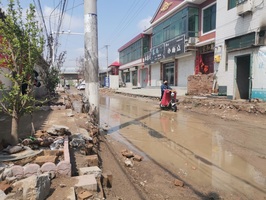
[116,86,187,98]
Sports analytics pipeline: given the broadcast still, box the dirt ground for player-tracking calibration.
[1,89,266,199]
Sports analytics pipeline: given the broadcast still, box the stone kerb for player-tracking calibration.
[2,136,72,181]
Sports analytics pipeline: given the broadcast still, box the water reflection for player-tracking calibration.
[100,95,266,199]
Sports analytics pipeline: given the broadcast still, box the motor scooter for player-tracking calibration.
[160,89,177,112]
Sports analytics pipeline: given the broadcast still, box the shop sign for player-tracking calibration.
[144,51,151,65]
[200,43,214,54]
[151,43,165,63]
[164,35,185,58]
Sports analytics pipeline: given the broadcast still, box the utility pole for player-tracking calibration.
[84,0,99,123]
[104,45,109,81]
[104,44,109,69]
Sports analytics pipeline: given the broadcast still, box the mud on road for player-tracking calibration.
[99,89,266,200]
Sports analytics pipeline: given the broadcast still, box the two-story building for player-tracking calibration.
[118,33,150,88]
[118,0,217,88]
[118,0,266,101]
[215,0,266,101]
[145,0,216,87]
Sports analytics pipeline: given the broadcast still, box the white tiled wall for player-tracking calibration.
[215,0,266,97]
[178,55,195,87]
[150,63,160,86]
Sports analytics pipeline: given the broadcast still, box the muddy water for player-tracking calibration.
[100,95,266,199]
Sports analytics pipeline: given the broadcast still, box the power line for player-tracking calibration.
[106,0,141,43]
[64,0,76,50]
[33,0,49,39]
[107,0,151,46]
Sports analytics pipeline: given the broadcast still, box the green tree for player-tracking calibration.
[0,0,44,144]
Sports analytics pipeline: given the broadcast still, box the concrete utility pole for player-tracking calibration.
[104,44,109,68]
[104,44,109,79]
[84,0,99,123]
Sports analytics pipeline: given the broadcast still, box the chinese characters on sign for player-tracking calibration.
[151,44,165,63]
[144,51,151,65]
[144,35,185,65]
[164,35,185,58]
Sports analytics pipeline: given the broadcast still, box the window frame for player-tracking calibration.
[201,2,216,35]
[228,0,236,10]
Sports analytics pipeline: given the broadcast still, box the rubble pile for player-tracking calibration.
[0,87,107,199]
[180,97,266,114]
[187,73,214,95]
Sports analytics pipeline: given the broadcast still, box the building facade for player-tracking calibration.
[117,0,266,101]
[215,0,266,100]
[146,0,216,87]
[118,0,217,88]
[118,34,150,88]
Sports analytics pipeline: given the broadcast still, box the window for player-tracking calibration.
[152,7,192,47]
[203,4,216,34]
[123,72,130,83]
[188,7,199,37]
[228,0,236,9]
[119,37,149,65]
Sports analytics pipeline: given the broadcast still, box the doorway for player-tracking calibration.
[235,55,251,100]
[141,68,148,88]
[163,62,174,86]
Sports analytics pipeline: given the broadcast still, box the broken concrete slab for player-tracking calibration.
[85,154,98,167]
[12,174,50,200]
[66,187,76,200]
[102,171,112,188]
[78,166,102,178]
[47,125,70,136]
[34,155,58,166]
[72,174,97,191]
[0,190,7,199]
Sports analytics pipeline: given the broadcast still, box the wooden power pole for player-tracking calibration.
[84,0,99,123]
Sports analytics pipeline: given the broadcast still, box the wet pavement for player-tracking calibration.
[100,94,266,199]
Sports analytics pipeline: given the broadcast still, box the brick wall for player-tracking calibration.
[187,73,214,95]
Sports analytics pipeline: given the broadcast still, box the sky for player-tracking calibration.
[1,0,162,72]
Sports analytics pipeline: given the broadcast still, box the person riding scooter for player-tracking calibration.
[161,80,172,100]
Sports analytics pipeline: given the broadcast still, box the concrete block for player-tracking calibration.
[41,162,57,179]
[0,190,7,199]
[102,171,112,188]
[23,164,40,177]
[85,154,98,166]
[73,175,97,191]
[57,161,71,177]
[77,189,93,200]
[36,174,51,200]
[78,166,101,178]
[66,187,76,200]
[10,165,24,179]
[12,174,50,200]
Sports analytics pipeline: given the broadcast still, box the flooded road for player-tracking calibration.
[100,94,266,199]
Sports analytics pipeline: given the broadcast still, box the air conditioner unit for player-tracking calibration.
[237,0,253,16]
[187,37,199,45]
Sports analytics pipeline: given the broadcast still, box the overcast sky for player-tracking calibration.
[1,0,162,71]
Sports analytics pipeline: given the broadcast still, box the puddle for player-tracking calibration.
[100,95,266,199]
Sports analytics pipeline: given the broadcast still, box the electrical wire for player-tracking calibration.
[106,0,151,47]
[34,0,49,40]
[64,0,76,50]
